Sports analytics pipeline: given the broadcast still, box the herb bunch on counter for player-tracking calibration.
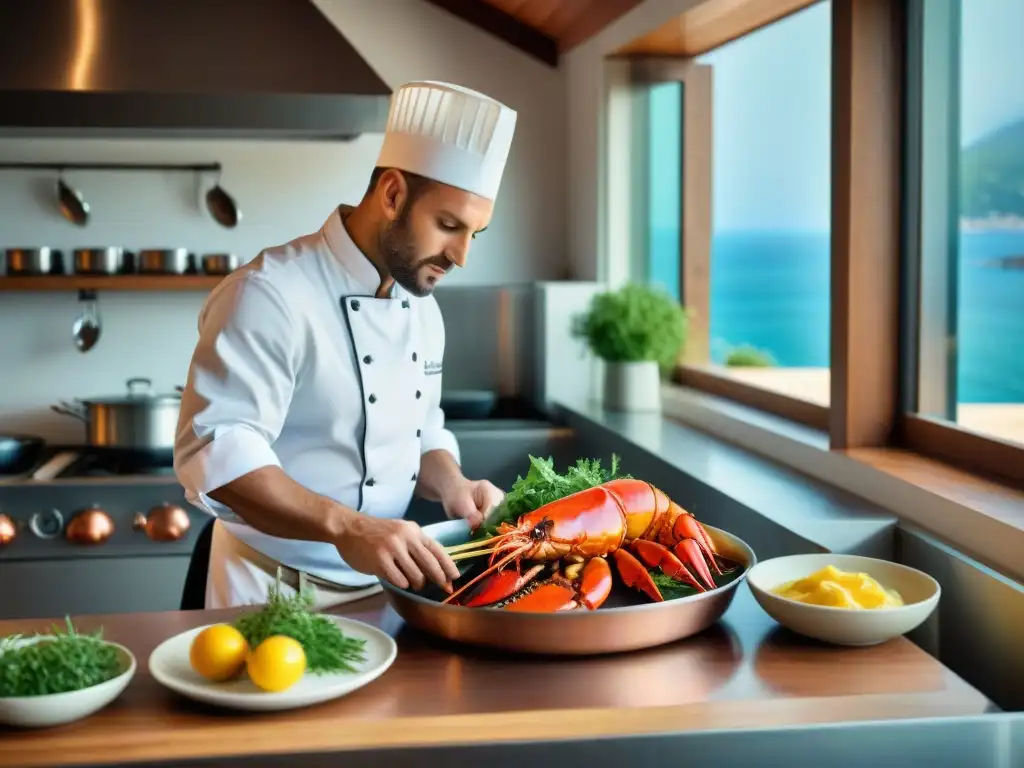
[232,571,368,675]
[0,617,123,698]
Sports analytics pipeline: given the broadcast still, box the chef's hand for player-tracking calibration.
[334,515,460,592]
[442,478,505,531]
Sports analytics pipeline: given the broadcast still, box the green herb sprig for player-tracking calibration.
[476,454,628,538]
[232,571,368,674]
[0,617,122,698]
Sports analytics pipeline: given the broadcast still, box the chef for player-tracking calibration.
[173,81,517,610]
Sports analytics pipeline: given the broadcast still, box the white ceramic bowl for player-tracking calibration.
[0,637,136,728]
[747,553,941,646]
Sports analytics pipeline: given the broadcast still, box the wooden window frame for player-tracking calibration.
[618,0,1024,490]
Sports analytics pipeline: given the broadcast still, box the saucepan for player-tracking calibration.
[50,377,181,455]
[380,519,756,656]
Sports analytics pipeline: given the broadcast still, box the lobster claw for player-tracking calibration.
[612,548,665,602]
[458,565,544,607]
[630,539,707,592]
[501,557,614,612]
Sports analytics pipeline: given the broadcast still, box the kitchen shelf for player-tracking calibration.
[0,275,225,292]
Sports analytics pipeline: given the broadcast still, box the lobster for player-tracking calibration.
[441,478,725,612]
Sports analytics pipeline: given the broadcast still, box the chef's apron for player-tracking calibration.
[205,284,430,609]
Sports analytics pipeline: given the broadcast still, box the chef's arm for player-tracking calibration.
[414,448,467,504]
[175,272,341,540]
[205,466,354,544]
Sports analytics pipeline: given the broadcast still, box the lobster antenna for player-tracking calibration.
[442,543,533,605]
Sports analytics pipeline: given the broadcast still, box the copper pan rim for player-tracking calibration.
[381,520,757,655]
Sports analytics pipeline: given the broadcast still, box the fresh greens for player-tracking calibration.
[571,282,689,373]
[0,617,123,697]
[476,454,628,538]
[232,570,368,674]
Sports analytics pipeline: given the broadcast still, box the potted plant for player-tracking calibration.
[572,282,688,412]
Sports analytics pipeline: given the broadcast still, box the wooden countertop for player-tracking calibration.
[0,586,993,767]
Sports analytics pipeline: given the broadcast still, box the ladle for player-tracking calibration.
[204,168,241,228]
[57,170,90,227]
[72,290,101,352]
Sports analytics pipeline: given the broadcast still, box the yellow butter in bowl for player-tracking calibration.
[771,564,904,609]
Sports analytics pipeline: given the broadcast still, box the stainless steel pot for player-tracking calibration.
[5,247,60,275]
[138,248,194,274]
[50,377,181,451]
[201,253,240,275]
[73,247,131,275]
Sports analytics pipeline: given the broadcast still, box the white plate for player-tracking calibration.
[148,616,397,712]
[0,639,136,729]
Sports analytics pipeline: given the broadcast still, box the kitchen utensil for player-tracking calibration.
[4,247,59,275]
[72,290,102,352]
[72,247,130,275]
[201,253,240,275]
[0,639,135,729]
[147,616,396,712]
[137,248,194,274]
[381,520,755,656]
[50,377,181,452]
[57,172,89,227]
[440,389,498,419]
[205,169,241,229]
[0,434,45,475]
[746,553,941,647]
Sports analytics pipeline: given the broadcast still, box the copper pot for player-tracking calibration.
[0,514,16,546]
[133,503,191,542]
[65,506,115,545]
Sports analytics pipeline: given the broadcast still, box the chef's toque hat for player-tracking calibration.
[375,81,517,202]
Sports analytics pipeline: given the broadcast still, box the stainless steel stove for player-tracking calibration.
[0,448,208,620]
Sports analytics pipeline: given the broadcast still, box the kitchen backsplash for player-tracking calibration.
[0,0,567,439]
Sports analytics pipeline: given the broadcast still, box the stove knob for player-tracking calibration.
[0,513,16,546]
[29,508,64,540]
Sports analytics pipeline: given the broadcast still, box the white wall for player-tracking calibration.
[564,0,711,282]
[0,0,566,441]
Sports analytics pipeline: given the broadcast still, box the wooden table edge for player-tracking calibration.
[0,691,992,767]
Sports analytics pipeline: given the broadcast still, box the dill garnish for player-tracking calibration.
[0,617,123,697]
[232,570,368,675]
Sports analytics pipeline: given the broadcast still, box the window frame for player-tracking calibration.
[895,0,1024,489]
[618,0,1024,490]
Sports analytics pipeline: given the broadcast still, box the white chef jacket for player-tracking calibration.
[174,204,460,588]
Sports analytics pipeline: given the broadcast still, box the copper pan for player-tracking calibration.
[381,520,756,656]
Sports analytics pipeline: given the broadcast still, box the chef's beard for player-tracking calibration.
[380,208,452,297]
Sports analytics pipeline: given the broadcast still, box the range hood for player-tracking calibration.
[0,0,392,140]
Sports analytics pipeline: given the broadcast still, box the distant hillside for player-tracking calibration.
[961,118,1024,218]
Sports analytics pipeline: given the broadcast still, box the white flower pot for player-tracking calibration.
[603,360,662,412]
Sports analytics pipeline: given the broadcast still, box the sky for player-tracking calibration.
[648,0,1024,232]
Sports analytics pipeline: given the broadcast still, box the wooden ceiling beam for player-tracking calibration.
[614,0,821,57]
[558,0,646,52]
[422,0,560,67]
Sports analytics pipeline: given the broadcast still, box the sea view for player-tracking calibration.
[650,228,1024,404]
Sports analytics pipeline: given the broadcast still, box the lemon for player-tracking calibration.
[189,624,250,682]
[246,635,307,693]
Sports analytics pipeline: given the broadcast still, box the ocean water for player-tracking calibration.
[648,229,1024,403]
